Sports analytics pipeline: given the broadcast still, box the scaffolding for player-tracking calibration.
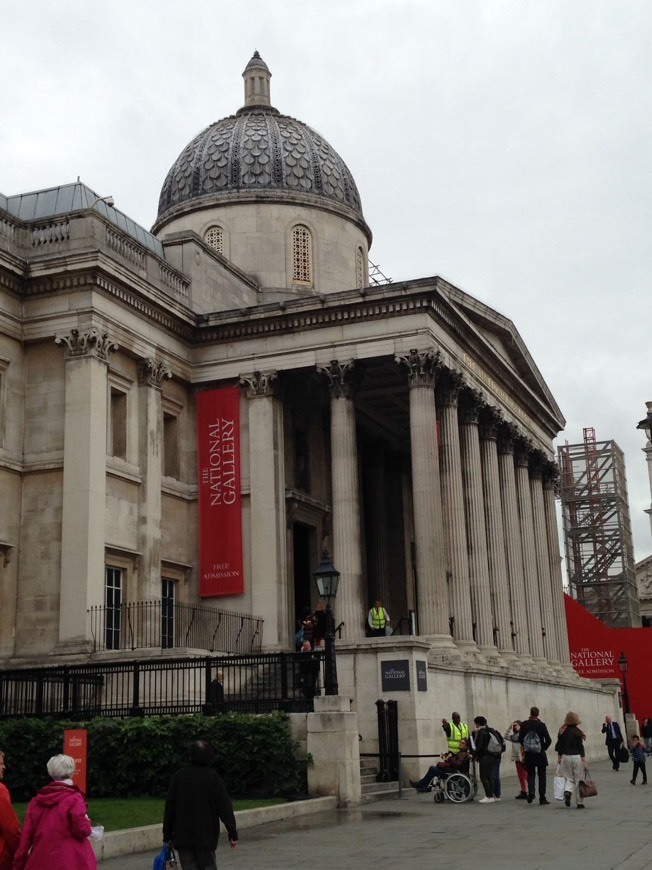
[558,428,640,628]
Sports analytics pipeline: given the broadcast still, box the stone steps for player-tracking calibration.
[360,762,401,801]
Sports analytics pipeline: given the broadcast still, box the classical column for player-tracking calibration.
[497,426,530,657]
[317,360,365,640]
[514,440,545,660]
[479,409,514,656]
[395,349,450,640]
[459,391,495,651]
[366,444,390,606]
[543,465,571,664]
[529,455,559,664]
[137,359,171,601]
[437,370,475,647]
[240,371,287,648]
[55,328,118,650]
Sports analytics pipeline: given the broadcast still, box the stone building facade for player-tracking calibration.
[0,53,572,675]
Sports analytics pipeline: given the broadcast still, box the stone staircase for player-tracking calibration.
[360,759,402,802]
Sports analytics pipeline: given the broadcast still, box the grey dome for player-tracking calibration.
[155,53,366,229]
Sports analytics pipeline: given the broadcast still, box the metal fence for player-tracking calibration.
[0,650,326,719]
[87,601,262,654]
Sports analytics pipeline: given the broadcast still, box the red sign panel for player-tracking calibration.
[197,387,244,597]
[565,594,652,721]
[64,729,88,794]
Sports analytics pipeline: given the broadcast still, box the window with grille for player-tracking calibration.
[161,578,176,649]
[356,247,366,289]
[292,225,313,286]
[204,226,224,255]
[105,567,123,650]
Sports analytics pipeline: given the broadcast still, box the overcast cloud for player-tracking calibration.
[3,0,651,561]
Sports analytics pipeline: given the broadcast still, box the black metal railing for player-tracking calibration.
[0,650,327,719]
[87,601,262,654]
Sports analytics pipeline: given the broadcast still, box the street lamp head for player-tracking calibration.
[636,403,652,440]
[313,548,340,601]
[618,651,629,674]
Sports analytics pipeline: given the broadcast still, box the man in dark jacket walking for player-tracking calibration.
[518,706,552,805]
[163,740,238,870]
[601,715,624,770]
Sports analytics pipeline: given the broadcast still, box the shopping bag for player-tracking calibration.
[578,774,598,799]
[553,765,565,801]
[153,843,177,869]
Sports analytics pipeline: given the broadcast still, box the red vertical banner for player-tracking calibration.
[63,729,87,794]
[197,386,244,597]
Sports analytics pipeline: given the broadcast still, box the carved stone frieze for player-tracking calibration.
[54,328,118,361]
[395,348,440,389]
[316,359,358,399]
[240,370,278,398]
[137,358,173,388]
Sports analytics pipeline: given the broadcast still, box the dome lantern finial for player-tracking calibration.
[242,50,272,108]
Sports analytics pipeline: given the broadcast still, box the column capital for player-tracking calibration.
[54,327,118,362]
[497,422,519,455]
[479,407,504,440]
[436,369,465,408]
[542,460,560,491]
[459,388,485,425]
[317,359,359,398]
[137,358,172,388]
[514,437,534,468]
[240,370,278,398]
[395,347,440,389]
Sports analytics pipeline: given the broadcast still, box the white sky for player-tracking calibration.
[3,0,651,560]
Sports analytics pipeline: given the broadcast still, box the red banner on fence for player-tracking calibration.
[197,386,244,597]
[64,729,87,794]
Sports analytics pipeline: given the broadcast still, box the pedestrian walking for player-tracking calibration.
[163,739,238,870]
[555,711,588,809]
[630,736,648,785]
[518,706,552,805]
[0,750,20,870]
[601,715,624,771]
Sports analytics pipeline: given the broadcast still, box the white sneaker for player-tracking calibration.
[478,797,495,803]
[494,797,501,801]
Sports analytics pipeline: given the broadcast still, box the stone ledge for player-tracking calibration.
[90,795,338,861]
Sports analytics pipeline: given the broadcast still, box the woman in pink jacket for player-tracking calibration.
[13,754,96,870]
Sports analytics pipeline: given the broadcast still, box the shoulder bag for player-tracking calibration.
[578,772,598,799]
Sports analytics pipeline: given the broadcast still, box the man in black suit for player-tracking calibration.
[602,715,624,770]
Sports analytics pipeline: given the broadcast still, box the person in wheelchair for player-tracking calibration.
[410,739,471,793]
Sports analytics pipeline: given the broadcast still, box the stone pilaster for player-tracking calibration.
[240,370,287,648]
[437,370,475,648]
[497,427,530,657]
[395,349,450,640]
[137,359,171,601]
[317,360,365,640]
[479,410,514,656]
[54,328,118,650]
[543,466,571,664]
[514,440,545,661]
[459,392,495,651]
[529,456,559,665]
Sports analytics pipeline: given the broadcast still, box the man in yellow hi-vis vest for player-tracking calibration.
[442,712,470,753]
[367,600,390,637]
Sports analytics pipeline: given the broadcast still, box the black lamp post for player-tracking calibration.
[618,651,630,715]
[314,548,340,696]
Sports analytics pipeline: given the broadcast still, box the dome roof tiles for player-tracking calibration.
[155,53,366,229]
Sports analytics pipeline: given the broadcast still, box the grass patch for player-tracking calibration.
[14,797,287,832]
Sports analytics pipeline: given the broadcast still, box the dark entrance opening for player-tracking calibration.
[293,523,313,638]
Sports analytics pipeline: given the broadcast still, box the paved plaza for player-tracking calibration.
[100,759,652,870]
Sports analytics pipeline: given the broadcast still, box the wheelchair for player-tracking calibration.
[428,758,478,804]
